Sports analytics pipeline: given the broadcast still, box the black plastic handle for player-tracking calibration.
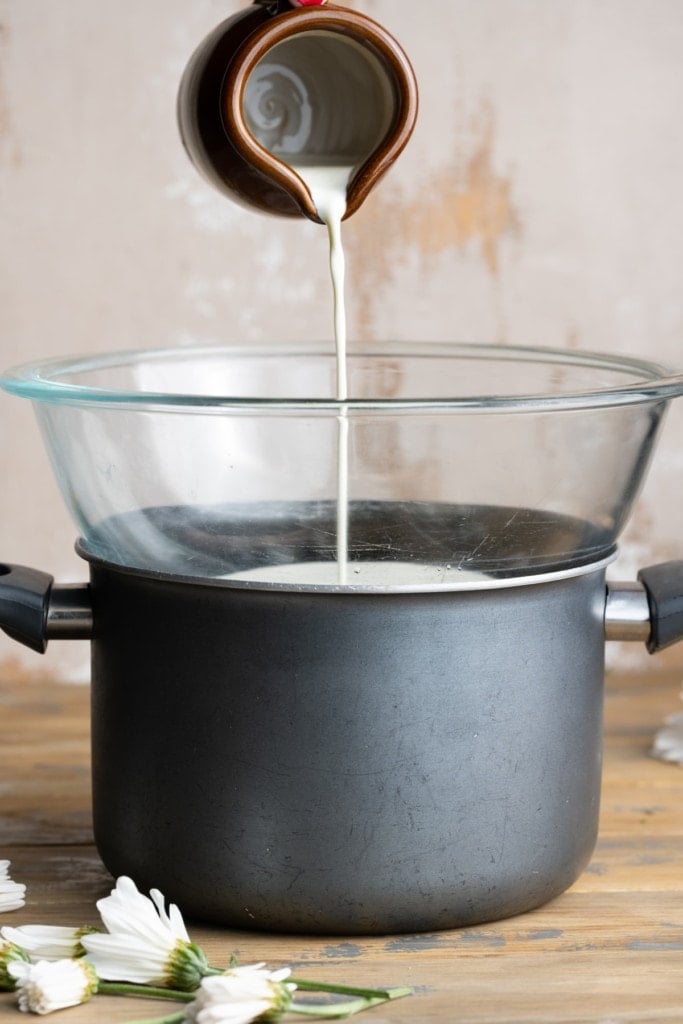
[0,563,54,654]
[638,561,683,653]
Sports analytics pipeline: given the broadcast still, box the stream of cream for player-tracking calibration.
[264,166,490,589]
[292,163,353,584]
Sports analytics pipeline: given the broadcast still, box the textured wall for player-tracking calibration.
[1,0,682,679]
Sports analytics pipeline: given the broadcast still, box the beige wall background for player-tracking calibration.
[1,0,682,680]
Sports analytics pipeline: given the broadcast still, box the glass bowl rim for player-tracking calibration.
[2,341,682,413]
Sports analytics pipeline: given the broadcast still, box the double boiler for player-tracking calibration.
[2,343,683,934]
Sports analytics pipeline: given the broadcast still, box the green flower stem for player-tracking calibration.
[290,979,413,1001]
[289,984,412,1019]
[290,995,402,1018]
[98,981,195,1002]
[122,1014,186,1024]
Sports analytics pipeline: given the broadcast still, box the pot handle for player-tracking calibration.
[638,561,683,653]
[0,564,93,654]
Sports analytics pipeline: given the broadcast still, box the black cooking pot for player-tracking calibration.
[2,500,683,934]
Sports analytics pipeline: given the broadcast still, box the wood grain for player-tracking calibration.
[1,666,682,1022]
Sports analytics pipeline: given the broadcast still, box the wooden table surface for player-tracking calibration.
[1,665,682,1023]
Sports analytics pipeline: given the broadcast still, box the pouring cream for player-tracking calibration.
[292,163,352,402]
[292,162,352,583]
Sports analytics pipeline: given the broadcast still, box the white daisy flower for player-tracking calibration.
[1,925,98,962]
[81,876,211,991]
[652,709,683,765]
[8,958,97,1015]
[186,964,296,1024]
[0,861,26,914]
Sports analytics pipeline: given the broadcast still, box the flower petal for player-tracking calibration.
[652,710,683,765]
[0,862,26,914]
[95,876,191,953]
[150,888,190,942]
[82,932,169,984]
[1,925,84,961]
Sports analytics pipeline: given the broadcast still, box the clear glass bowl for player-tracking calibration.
[2,342,682,589]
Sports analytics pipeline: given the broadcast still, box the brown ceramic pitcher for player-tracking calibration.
[177,0,418,221]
